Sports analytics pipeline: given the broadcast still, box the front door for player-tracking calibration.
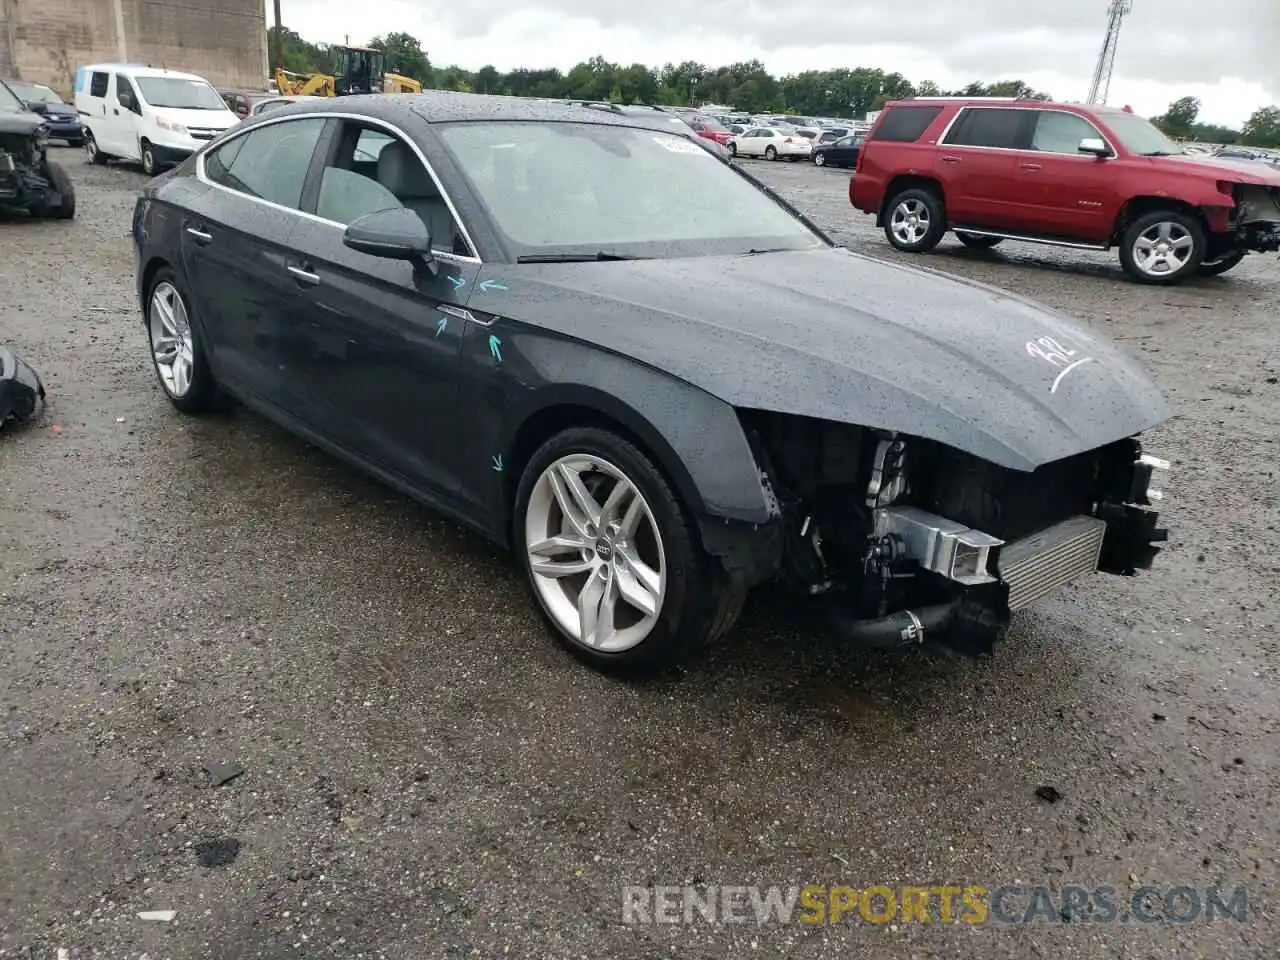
[1012,110,1122,243]
[113,74,142,161]
[285,119,479,497]
[178,116,330,402]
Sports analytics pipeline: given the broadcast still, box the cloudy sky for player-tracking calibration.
[271,0,1278,127]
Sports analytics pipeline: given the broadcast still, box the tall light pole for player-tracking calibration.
[1087,0,1133,104]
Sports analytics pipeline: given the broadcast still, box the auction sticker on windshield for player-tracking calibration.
[653,135,709,155]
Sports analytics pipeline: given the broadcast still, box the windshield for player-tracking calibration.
[1102,112,1184,156]
[135,77,227,110]
[6,80,62,104]
[0,81,24,112]
[437,120,825,260]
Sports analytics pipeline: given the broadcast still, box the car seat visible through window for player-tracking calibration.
[375,141,467,255]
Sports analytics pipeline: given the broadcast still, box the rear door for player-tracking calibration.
[934,106,1033,229]
[285,118,479,498]
[1015,109,1121,242]
[178,116,331,403]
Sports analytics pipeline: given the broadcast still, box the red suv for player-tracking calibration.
[850,98,1280,284]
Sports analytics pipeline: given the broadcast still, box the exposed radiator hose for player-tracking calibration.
[828,600,958,649]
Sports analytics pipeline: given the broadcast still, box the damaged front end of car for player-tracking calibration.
[0,114,75,218]
[1226,182,1280,255]
[0,346,46,431]
[733,413,1168,656]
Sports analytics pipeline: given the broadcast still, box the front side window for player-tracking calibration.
[116,76,138,110]
[942,108,1028,149]
[314,122,469,256]
[1031,111,1104,154]
[204,117,326,209]
[135,77,227,110]
[438,120,825,260]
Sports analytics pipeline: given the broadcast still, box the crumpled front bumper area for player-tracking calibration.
[0,346,46,430]
[828,451,1168,656]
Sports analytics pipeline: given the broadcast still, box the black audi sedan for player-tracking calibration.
[132,92,1170,670]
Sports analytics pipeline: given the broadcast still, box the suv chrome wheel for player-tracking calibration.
[890,198,930,245]
[1131,221,1195,277]
[149,281,195,398]
[524,454,666,653]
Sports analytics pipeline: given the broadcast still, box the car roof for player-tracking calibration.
[81,63,209,82]
[274,90,713,134]
[884,97,1113,116]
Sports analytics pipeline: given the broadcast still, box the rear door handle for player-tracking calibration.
[1020,162,1043,170]
[185,226,212,244]
[287,264,320,286]
[940,155,961,162]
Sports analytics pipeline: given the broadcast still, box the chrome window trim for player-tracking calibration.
[936,105,1119,158]
[194,110,483,265]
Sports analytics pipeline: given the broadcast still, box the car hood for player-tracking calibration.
[499,248,1170,471]
[1152,153,1280,186]
[151,107,238,129]
[0,111,45,136]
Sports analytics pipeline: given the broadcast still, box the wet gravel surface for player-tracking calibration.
[1,148,1277,959]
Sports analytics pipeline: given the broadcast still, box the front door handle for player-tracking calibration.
[1020,162,1043,170]
[287,264,320,286]
[185,226,212,244]
[940,155,961,163]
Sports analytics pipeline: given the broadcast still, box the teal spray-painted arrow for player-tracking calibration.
[435,315,447,336]
[478,279,507,292]
[491,454,504,472]
[488,334,502,362]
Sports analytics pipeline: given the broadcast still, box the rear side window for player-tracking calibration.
[943,108,1028,149]
[870,106,943,142]
[204,117,327,209]
[89,72,109,97]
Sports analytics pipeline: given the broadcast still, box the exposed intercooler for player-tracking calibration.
[997,515,1107,610]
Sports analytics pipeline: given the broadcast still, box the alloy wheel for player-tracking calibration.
[1132,220,1195,277]
[890,198,931,245]
[814,152,826,165]
[524,454,666,653]
[148,281,195,397]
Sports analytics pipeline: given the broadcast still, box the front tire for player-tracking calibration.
[140,139,157,176]
[515,427,744,672]
[84,131,108,165]
[883,187,947,253]
[30,161,75,219]
[813,152,826,166]
[146,268,219,414]
[956,231,1002,249]
[1198,248,1246,277]
[1119,210,1205,284]
[727,142,737,157]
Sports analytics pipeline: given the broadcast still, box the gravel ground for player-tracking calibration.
[1,147,1277,959]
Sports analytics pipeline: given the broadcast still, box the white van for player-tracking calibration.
[74,64,239,175]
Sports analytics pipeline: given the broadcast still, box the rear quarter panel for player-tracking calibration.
[850,104,956,216]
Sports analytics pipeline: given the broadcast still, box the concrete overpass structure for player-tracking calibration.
[1,0,268,94]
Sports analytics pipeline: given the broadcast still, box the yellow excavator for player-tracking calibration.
[274,45,422,98]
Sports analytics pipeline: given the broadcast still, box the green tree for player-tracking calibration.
[1154,96,1201,137]
[473,65,501,94]
[369,31,431,84]
[1241,106,1280,147]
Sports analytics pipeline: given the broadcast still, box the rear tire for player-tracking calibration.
[1198,248,1246,277]
[727,142,737,157]
[514,427,745,672]
[1118,210,1205,285]
[765,145,777,160]
[30,161,75,219]
[956,231,1003,249]
[883,187,946,253]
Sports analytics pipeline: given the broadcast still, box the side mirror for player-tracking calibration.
[343,206,433,262]
[1078,137,1112,158]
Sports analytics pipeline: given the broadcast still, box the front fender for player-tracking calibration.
[498,335,776,526]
